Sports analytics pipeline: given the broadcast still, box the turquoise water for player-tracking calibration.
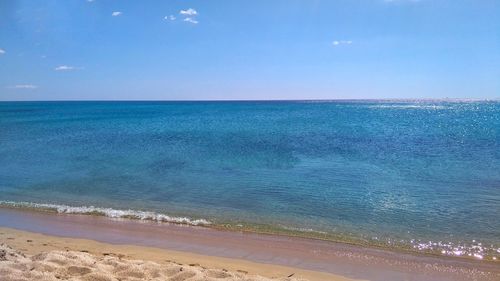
[1,101,499,260]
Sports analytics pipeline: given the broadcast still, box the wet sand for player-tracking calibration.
[0,230,342,281]
[0,208,498,281]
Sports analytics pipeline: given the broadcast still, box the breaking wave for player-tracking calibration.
[0,201,211,226]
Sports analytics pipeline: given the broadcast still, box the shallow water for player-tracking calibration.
[0,100,499,260]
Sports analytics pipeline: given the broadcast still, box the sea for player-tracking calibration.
[0,100,499,261]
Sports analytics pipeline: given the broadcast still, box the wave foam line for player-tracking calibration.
[0,201,211,226]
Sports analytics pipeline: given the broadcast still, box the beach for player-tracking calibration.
[1,208,499,281]
[0,228,347,281]
[2,0,500,279]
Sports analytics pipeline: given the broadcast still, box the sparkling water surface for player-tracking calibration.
[1,101,499,260]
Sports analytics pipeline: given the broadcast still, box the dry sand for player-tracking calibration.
[0,227,358,281]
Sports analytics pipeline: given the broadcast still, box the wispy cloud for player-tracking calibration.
[180,8,197,16]
[179,8,199,24]
[183,17,198,24]
[87,0,95,2]
[55,65,82,71]
[0,49,5,55]
[112,11,122,17]
[332,40,353,46]
[8,84,38,89]
[164,15,176,21]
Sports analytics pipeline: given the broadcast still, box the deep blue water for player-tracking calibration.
[1,101,499,259]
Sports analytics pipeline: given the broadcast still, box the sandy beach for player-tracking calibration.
[2,1,500,280]
[0,227,353,281]
[1,209,499,281]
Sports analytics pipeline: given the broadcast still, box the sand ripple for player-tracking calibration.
[0,244,305,281]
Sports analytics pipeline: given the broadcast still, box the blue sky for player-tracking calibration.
[0,0,499,100]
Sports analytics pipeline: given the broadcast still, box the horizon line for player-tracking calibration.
[1,98,499,103]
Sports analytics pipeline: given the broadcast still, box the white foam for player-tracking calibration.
[0,201,211,226]
[280,225,328,235]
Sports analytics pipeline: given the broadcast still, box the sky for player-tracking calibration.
[0,0,499,101]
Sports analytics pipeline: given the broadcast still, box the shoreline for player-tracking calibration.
[0,228,349,281]
[2,201,498,263]
[1,208,499,281]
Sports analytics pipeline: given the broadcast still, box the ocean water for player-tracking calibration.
[1,101,499,260]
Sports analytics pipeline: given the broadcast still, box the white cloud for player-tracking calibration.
[165,15,176,21]
[8,84,38,89]
[180,8,197,16]
[183,17,198,24]
[0,49,5,55]
[112,11,122,17]
[55,65,82,71]
[332,40,352,46]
